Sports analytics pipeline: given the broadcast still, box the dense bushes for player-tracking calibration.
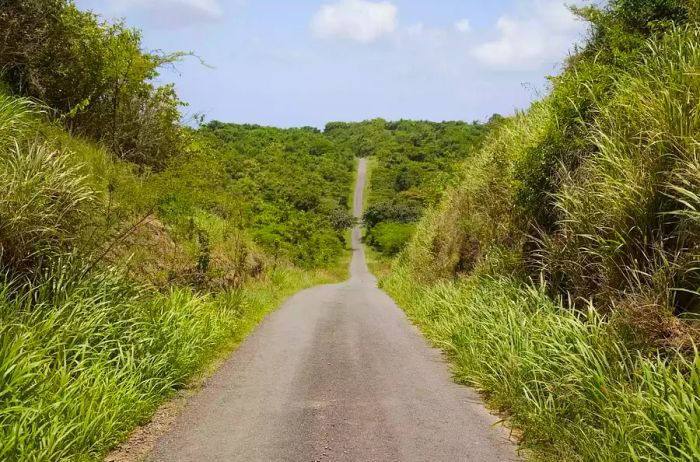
[365,222,416,256]
[0,0,186,168]
[188,122,355,267]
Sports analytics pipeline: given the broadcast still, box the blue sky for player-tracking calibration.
[74,0,590,128]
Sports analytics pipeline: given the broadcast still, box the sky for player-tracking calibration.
[74,0,590,128]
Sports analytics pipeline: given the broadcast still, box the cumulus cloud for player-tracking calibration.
[472,0,585,71]
[108,0,224,28]
[311,0,399,44]
[454,19,471,33]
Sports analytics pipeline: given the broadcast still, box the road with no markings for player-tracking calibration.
[148,158,518,461]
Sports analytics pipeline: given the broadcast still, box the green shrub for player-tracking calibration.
[192,122,354,267]
[366,222,415,256]
[363,200,421,229]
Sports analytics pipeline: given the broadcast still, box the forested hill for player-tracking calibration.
[162,122,356,268]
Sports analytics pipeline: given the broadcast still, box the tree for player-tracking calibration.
[0,0,187,168]
[329,208,356,231]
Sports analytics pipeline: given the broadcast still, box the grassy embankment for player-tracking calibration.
[379,3,700,461]
[383,272,699,461]
[2,265,342,462]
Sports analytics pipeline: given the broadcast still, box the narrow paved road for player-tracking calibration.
[148,159,518,461]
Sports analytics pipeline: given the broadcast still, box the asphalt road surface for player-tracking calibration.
[148,158,518,462]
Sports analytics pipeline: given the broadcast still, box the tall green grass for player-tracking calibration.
[0,264,336,461]
[0,142,96,277]
[534,26,700,316]
[398,24,700,351]
[383,268,700,461]
[0,94,35,152]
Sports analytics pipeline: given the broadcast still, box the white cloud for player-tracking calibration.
[405,22,425,36]
[311,0,399,44]
[454,19,471,33]
[472,0,585,71]
[109,0,224,28]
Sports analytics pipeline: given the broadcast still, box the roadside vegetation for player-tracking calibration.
[0,1,352,460]
[381,1,700,460]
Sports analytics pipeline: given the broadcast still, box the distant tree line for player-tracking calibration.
[326,118,499,255]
